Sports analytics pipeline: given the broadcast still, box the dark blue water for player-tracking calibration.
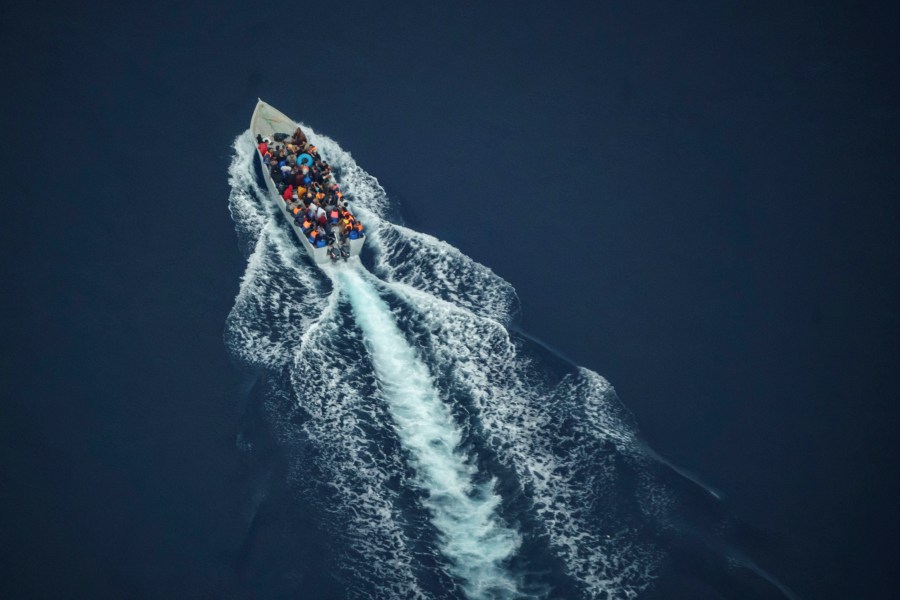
[2,1,899,598]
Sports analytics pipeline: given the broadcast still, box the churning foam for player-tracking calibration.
[226,125,665,599]
[335,266,522,599]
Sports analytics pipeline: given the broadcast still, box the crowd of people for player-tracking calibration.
[256,127,364,261]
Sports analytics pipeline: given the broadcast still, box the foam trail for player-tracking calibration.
[230,122,790,599]
[334,265,523,600]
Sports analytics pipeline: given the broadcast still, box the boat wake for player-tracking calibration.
[225,125,791,599]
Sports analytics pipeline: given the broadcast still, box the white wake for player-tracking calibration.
[335,265,523,599]
[226,122,665,599]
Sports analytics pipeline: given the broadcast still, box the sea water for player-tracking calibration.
[225,126,790,600]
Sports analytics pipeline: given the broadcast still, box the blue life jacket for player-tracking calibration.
[349,230,359,240]
[316,238,327,248]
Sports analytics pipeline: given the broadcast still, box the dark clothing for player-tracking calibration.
[270,166,284,184]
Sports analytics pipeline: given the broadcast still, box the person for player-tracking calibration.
[282,184,293,201]
[257,138,268,156]
[316,205,327,226]
[339,213,353,233]
[340,220,353,240]
[269,160,284,185]
[292,126,308,146]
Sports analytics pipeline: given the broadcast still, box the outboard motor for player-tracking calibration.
[327,244,340,262]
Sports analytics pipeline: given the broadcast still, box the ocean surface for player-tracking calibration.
[2,1,899,599]
[223,123,796,599]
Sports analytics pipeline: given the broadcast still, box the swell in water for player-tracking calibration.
[225,121,795,599]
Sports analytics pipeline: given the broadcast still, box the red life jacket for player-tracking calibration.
[282,185,293,201]
[258,142,268,155]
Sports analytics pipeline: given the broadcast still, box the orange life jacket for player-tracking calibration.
[292,207,301,215]
[302,219,312,229]
[354,222,364,232]
[310,229,319,239]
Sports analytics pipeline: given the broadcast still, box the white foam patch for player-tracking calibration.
[282,287,431,600]
[336,266,524,599]
[371,224,520,325]
[383,281,661,599]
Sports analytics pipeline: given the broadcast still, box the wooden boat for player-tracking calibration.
[250,99,365,264]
